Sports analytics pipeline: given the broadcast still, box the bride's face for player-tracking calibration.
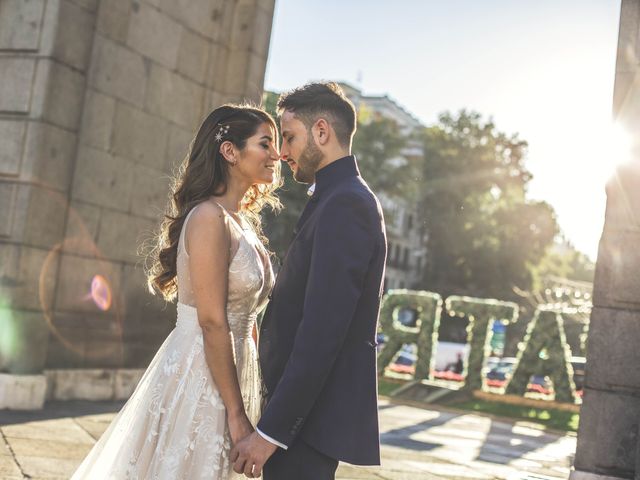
[236,122,279,185]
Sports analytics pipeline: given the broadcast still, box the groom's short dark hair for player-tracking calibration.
[277,82,357,148]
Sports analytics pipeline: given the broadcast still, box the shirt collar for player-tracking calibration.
[311,155,360,197]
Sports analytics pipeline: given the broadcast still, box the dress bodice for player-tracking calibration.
[176,203,274,340]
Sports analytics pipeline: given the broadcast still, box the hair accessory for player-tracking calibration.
[214,124,230,142]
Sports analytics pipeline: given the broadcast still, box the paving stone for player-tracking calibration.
[5,436,90,460]
[0,453,22,479]
[0,400,576,479]
[73,415,112,441]
[2,418,92,444]
[14,453,84,478]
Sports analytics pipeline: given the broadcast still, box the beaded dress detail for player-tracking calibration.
[71,203,273,480]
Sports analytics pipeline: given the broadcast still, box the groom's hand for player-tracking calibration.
[230,431,278,478]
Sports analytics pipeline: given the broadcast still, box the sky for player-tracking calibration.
[264,0,623,260]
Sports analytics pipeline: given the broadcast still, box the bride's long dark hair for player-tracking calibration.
[146,104,281,301]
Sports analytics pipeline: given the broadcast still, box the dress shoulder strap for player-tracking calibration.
[179,205,200,256]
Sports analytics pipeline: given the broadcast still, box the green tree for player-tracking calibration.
[352,114,413,197]
[416,110,559,301]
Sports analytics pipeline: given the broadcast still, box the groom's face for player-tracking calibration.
[280,110,322,184]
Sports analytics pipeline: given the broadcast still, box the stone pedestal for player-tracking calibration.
[572,1,640,478]
[0,373,47,410]
[0,0,276,374]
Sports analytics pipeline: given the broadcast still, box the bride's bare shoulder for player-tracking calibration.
[189,200,226,223]
[185,201,229,249]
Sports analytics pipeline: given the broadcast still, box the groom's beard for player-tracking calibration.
[293,137,322,184]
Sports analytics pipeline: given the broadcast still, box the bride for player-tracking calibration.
[71,105,281,479]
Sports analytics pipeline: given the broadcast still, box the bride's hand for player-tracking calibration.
[228,411,254,445]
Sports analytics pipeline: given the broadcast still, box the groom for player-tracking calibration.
[232,82,387,479]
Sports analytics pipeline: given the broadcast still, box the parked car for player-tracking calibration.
[484,357,514,388]
[485,355,586,396]
[387,344,417,375]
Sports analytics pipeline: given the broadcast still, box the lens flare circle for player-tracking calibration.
[91,275,112,311]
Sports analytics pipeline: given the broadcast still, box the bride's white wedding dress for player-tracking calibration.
[72,203,273,479]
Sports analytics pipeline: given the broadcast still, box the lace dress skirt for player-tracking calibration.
[71,303,262,480]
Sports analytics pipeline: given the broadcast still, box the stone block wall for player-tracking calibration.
[0,0,276,372]
[572,1,640,478]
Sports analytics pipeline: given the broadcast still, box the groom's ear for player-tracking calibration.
[312,118,331,147]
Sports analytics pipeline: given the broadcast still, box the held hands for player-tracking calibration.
[228,411,254,446]
[230,431,278,478]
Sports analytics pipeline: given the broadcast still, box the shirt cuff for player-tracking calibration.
[257,428,288,450]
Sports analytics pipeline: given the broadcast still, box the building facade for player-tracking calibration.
[571,1,640,478]
[0,0,276,373]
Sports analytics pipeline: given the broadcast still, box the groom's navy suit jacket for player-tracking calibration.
[258,156,386,466]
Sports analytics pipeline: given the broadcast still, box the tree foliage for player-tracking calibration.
[352,114,413,197]
[416,110,559,301]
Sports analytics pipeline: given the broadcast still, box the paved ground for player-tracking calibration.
[0,399,575,479]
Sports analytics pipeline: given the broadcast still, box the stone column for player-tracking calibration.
[571,1,640,478]
[0,0,99,375]
[0,0,276,379]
